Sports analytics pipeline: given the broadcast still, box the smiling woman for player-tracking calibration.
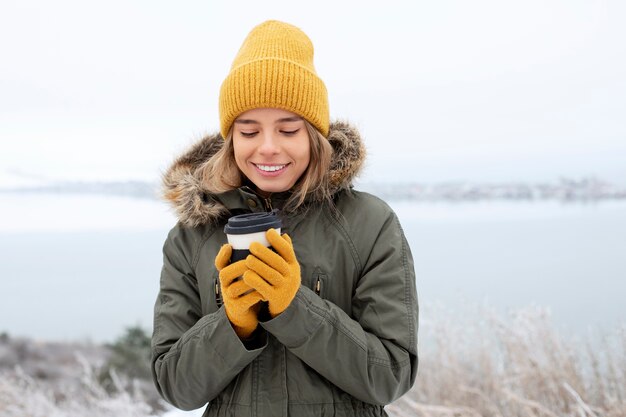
[153,20,418,417]
[198,108,333,213]
[232,108,312,197]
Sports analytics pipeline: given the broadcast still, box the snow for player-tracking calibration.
[2,190,625,234]
[162,409,205,417]
[0,168,52,189]
[389,198,626,224]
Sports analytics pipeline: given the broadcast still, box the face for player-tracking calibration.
[232,108,311,197]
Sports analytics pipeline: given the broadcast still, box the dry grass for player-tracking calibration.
[1,302,623,416]
[388,302,626,417]
[0,358,155,417]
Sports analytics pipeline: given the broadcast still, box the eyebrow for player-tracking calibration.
[234,116,304,124]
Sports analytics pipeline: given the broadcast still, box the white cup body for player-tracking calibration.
[226,228,281,250]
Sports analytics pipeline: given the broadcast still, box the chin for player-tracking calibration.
[255,180,293,194]
[259,185,289,193]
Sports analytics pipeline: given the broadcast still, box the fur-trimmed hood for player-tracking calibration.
[160,121,366,227]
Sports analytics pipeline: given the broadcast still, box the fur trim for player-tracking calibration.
[161,121,366,227]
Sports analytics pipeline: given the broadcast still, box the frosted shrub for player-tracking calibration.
[387,302,626,417]
[2,304,623,417]
[0,360,155,417]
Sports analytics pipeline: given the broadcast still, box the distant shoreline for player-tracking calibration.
[1,176,625,202]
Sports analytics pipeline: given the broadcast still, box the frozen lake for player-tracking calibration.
[0,193,624,342]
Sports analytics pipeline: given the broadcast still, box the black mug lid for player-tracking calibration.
[224,209,282,235]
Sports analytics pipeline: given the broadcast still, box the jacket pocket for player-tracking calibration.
[311,270,327,298]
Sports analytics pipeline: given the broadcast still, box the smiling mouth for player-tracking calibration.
[253,163,288,172]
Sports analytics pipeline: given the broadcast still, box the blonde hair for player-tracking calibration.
[199,120,333,213]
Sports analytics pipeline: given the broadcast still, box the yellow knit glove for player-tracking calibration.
[215,244,265,339]
[243,229,301,318]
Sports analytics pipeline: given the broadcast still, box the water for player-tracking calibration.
[392,200,626,336]
[0,229,166,342]
[1,194,624,342]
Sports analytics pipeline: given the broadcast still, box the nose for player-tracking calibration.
[258,132,280,155]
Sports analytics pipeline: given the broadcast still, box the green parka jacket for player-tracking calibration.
[152,121,419,417]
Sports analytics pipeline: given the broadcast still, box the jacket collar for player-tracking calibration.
[160,121,366,227]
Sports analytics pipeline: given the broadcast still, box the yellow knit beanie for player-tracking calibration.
[219,20,329,138]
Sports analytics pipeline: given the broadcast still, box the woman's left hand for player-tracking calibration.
[243,228,301,318]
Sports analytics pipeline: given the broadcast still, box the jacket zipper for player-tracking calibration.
[215,279,223,307]
[264,197,273,211]
[315,277,321,296]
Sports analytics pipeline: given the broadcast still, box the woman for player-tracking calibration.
[151,20,418,417]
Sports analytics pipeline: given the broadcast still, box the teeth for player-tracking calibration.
[256,164,286,172]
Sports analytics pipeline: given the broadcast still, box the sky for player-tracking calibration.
[1,0,625,185]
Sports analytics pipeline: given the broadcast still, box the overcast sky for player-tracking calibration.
[1,0,625,184]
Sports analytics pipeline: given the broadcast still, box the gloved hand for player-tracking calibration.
[243,229,301,318]
[215,244,265,339]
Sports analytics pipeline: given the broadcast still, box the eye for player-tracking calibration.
[240,131,258,138]
[280,129,300,136]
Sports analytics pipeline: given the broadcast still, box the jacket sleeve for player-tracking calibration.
[151,224,267,411]
[259,207,419,405]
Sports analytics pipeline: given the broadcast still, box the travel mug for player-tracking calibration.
[223,209,282,263]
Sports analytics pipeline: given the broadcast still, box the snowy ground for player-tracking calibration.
[162,409,204,417]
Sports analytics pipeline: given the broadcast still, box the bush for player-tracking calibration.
[0,363,154,417]
[101,325,152,381]
[98,325,164,412]
[387,302,626,417]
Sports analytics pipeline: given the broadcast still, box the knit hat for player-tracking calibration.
[219,20,329,138]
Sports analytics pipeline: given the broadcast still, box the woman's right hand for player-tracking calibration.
[214,244,265,339]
